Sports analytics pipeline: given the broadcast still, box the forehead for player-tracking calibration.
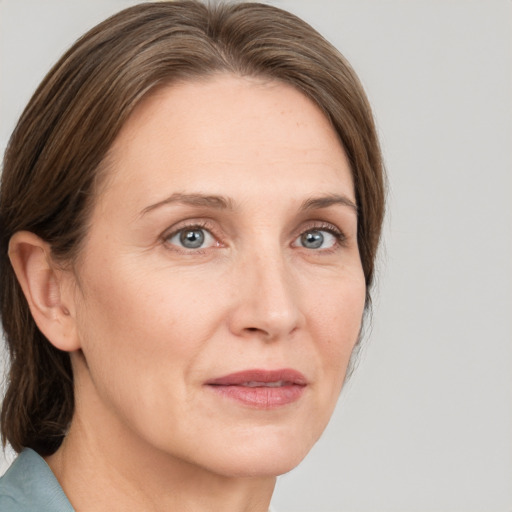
[98,74,354,213]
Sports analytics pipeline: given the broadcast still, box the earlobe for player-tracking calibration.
[8,231,81,352]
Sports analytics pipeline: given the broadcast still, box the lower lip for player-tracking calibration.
[207,384,305,409]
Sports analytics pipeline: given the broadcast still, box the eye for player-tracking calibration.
[293,228,340,250]
[166,226,217,250]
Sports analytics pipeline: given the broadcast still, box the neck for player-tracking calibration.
[45,373,275,512]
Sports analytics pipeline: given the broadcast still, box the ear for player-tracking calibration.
[8,231,81,352]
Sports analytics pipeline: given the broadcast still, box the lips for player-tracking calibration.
[205,369,307,408]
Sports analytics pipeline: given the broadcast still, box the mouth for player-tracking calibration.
[235,380,293,388]
[205,369,307,409]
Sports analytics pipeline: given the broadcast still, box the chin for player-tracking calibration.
[205,450,310,479]
[193,425,322,479]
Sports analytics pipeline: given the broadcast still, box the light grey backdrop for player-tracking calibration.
[1,1,511,511]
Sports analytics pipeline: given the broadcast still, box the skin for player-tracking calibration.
[11,75,366,512]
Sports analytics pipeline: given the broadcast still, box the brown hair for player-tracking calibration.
[0,1,385,455]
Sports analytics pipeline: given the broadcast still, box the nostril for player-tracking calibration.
[244,326,271,337]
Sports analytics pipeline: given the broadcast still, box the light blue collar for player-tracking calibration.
[0,448,74,512]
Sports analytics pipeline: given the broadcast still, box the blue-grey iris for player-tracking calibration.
[301,231,324,249]
[180,229,205,248]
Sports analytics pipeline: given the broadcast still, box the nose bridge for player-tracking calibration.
[230,240,302,340]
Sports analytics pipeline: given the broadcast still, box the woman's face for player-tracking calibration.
[68,75,365,477]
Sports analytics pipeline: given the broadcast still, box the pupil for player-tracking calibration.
[302,231,323,249]
[180,229,204,248]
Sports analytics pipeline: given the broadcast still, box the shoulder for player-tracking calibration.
[0,448,74,512]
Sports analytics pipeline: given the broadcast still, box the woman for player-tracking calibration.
[0,1,385,511]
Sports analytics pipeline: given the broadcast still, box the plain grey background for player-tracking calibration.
[1,1,511,511]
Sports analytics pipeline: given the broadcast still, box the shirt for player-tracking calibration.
[0,448,74,512]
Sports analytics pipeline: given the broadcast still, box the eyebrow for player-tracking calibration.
[140,192,357,217]
[140,192,234,216]
[300,194,358,214]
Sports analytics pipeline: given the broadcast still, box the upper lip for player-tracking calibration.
[205,368,308,387]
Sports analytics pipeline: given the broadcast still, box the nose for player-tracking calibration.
[227,250,304,342]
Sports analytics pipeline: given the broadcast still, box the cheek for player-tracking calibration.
[72,263,214,444]
[310,271,366,389]
[73,258,228,390]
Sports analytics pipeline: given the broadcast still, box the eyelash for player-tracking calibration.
[161,220,347,254]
